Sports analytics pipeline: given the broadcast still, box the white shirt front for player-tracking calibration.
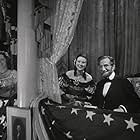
[102,72,115,97]
[102,72,127,112]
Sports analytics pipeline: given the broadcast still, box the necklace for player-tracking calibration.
[0,69,8,75]
[73,79,79,86]
[0,69,10,79]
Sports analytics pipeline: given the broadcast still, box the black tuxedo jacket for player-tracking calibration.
[90,76,140,113]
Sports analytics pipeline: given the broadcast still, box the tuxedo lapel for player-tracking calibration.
[104,77,117,98]
[96,80,105,98]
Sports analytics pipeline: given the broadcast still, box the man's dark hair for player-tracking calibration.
[97,56,115,66]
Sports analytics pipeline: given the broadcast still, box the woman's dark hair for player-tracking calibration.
[0,51,11,69]
[74,54,88,80]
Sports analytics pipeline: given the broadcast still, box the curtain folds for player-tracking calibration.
[39,0,84,103]
[33,0,84,139]
[115,0,140,76]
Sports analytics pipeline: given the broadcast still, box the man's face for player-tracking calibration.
[98,58,115,78]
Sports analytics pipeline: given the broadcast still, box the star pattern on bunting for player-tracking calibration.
[41,106,45,115]
[40,98,140,140]
[65,131,73,139]
[124,117,138,132]
[86,111,96,121]
[45,100,51,105]
[103,114,114,126]
[71,108,80,115]
[2,121,7,128]
[4,100,8,106]
[52,120,55,125]
[0,115,5,125]
[58,105,66,109]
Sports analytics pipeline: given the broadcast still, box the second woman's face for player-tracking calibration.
[75,56,87,71]
[0,54,7,71]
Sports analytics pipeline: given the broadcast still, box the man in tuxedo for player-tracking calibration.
[90,56,140,113]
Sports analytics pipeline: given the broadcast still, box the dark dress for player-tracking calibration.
[59,73,96,105]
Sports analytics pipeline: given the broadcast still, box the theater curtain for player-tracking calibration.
[62,0,140,81]
[114,0,140,76]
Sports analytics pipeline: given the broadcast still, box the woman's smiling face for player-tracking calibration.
[75,56,87,71]
[0,54,7,72]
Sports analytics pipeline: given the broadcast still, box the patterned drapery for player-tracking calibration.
[39,0,84,103]
[32,0,84,139]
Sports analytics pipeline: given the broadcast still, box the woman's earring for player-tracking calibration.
[74,59,76,65]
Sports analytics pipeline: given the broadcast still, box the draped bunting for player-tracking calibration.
[32,0,84,139]
[39,98,140,140]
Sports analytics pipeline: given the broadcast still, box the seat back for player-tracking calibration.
[127,77,140,98]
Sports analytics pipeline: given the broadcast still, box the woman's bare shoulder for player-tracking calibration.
[66,70,74,78]
[85,72,93,82]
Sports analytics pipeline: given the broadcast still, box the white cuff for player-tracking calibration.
[119,105,127,113]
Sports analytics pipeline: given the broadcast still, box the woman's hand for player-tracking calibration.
[85,86,95,94]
